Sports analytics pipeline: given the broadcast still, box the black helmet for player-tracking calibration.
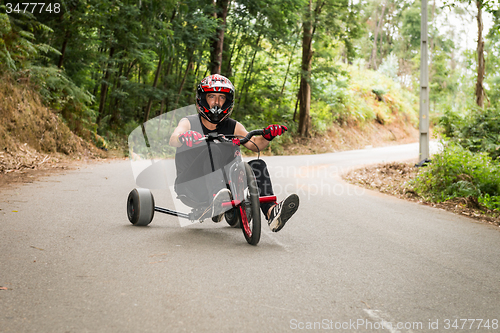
[196,74,235,124]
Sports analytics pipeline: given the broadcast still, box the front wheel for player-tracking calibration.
[239,162,261,245]
[127,188,155,226]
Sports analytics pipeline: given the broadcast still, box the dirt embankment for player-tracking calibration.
[0,76,106,187]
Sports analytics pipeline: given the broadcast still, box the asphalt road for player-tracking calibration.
[1,142,499,333]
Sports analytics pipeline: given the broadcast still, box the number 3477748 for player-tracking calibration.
[5,3,61,14]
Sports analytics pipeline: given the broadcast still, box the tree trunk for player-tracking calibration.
[242,40,261,106]
[210,0,231,74]
[369,0,387,70]
[160,57,174,113]
[126,59,138,79]
[223,25,241,76]
[281,38,299,96]
[293,83,301,122]
[475,0,485,108]
[57,2,76,69]
[143,56,163,123]
[58,31,70,69]
[299,0,314,137]
[231,30,247,71]
[96,47,115,126]
[110,62,124,128]
[237,35,261,109]
[174,53,194,107]
[297,0,325,136]
[221,32,233,77]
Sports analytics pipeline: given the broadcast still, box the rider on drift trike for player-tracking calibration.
[169,74,299,232]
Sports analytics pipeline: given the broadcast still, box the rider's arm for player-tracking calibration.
[234,122,270,152]
[169,118,191,147]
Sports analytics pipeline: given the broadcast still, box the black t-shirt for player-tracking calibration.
[175,114,238,181]
[186,114,237,136]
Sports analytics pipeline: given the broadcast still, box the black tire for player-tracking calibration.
[240,162,261,245]
[224,208,240,227]
[127,188,155,226]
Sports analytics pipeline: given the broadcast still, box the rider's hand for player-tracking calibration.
[263,124,287,141]
[178,130,204,147]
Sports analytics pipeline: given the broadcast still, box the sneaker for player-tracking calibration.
[268,194,299,232]
[211,188,231,220]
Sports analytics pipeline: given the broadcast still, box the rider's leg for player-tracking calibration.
[248,159,299,232]
[247,159,275,218]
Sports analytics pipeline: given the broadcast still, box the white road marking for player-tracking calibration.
[363,309,415,333]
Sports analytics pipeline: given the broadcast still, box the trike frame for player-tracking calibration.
[127,129,276,245]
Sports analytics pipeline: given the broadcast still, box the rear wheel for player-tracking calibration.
[127,188,155,226]
[225,208,240,227]
[239,162,261,245]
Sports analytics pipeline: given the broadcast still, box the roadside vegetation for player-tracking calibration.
[411,106,500,212]
[344,2,500,218]
[344,105,500,221]
[344,105,500,222]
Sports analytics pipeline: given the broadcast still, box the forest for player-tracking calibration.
[1,0,497,140]
[1,0,500,207]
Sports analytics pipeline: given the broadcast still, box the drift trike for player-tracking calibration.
[126,107,276,246]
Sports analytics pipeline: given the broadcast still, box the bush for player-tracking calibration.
[411,142,500,210]
[439,106,500,161]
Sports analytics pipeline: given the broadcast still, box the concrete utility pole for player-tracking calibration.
[420,0,430,161]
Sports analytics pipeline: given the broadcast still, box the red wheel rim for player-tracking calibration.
[240,205,252,237]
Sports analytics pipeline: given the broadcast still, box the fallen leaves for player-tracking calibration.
[0,145,53,174]
[343,161,500,227]
[343,162,418,197]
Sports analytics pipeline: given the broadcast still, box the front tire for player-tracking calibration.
[240,162,261,245]
[127,188,155,226]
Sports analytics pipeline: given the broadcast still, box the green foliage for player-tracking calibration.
[411,142,500,210]
[439,107,500,160]
[346,65,418,125]
[27,66,93,106]
[25,65,96,137]
[0,10,59,71]
[400,3,421,51]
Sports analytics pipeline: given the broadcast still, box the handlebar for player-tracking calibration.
[239,129,264,145]
[201,129,264,145]
[194,129,268,158]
